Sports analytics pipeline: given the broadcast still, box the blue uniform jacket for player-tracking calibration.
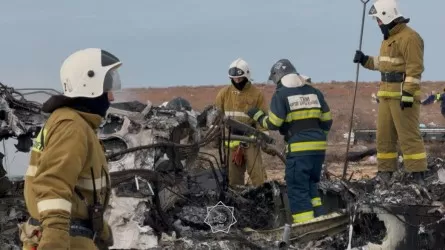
[257,84,333,157]
[422,93,445,115]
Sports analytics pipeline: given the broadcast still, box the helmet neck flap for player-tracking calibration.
[42,92,110,117]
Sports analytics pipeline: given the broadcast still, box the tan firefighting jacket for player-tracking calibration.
[23,107,111,249]
[215,82,268,148]
[363,23,424,100]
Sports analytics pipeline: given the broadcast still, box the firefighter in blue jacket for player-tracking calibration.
[246,59,333,223]
[421,89,445,118]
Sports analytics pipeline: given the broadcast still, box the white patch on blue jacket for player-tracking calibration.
[287,94,321,111]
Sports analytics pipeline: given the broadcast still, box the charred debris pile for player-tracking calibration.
[4,155,445,250]
[0,177,26,250]
[0,173,286,249]
[0,84,445,249]
[316,156,445,250]
[0,91,286,249]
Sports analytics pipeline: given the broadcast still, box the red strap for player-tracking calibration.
[232,146,245,166]
[30,230,41,250]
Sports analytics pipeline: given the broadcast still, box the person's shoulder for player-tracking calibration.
[50,107,77,121]
[274,86,290,98]
[249,84,266,96]
[403,25,423,41]
[302,84,322,93]
[216,85,231,95]
[304,85,328,101]
[47,107,86,131]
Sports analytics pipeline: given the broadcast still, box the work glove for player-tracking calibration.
[400,91,414,110]
[353,50,369,66]
[246,107,265,121]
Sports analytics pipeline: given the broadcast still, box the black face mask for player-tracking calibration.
[231,77,249,91]
[379,17,410,40]
[379,24,390,40]
[70,92,110,117]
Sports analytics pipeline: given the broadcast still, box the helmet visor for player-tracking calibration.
[103,69,122,92]
[228,67,246,78]
[101,49,121,67]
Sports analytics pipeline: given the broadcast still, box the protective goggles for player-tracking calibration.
[228,67,246,78]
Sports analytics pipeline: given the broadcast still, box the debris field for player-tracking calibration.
[1,85,445,249]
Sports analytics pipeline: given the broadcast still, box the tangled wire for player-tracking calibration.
[0,82,44,114]
[106,111,224,161]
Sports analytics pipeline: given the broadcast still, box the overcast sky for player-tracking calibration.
[1,0,444,175]
[1,0,443,91]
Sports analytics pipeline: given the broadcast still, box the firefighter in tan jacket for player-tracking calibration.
[215,58,268,187]
[20,48,123,250]
[353,0,427,184]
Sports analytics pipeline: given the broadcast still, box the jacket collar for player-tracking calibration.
[389,23,407,36]
[71,108,103,129]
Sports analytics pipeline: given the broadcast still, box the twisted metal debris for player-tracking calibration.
[0,83,285,249]
[1,82,445,249]
[315,155,445,250]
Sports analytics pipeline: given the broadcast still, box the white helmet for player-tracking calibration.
[368,0,403,25]
[60,48,122,98]
[228,58,251,80]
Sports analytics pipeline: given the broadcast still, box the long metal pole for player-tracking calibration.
[342,0,370,180]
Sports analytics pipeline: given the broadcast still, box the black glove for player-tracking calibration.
[400,91,414,110]
[353,50,369,65]
[246,107,265,121]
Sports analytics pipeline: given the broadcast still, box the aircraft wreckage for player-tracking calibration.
[1,83,445,250]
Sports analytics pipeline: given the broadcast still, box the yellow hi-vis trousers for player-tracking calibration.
[291,198,323,223]
[376,98,427,172]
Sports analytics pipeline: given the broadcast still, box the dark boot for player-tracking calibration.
[412,172,426,186]
[314,206,326,218]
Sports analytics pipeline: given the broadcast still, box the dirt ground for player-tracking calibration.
[118,81,445,181]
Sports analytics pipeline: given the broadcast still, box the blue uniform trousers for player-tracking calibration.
[285,154,325,223]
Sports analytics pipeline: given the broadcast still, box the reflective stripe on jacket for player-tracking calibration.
[24,107,111,248]
[215,82,269,147]
[363,23,424,99]
[257,84,332,156]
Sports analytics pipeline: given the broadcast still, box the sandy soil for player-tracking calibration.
[117,81,445,181]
